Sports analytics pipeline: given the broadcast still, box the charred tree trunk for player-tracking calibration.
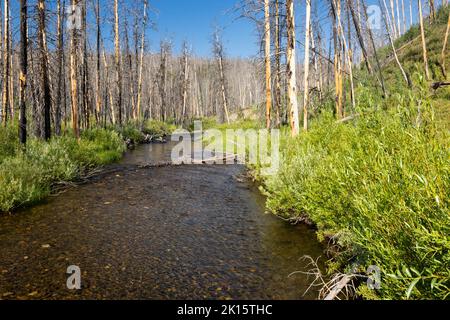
[347,0,373,74]
[38,0,52,140]
[95,0,101,124]
[55,0,64,136]
[82,0,90,129]
[19,0,28,145]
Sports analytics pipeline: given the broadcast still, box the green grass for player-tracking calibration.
[0,126,125,212]
[250,70,449,299]
[208,7,450,299]
[363,5,450,129]
[192,117,262,131]
[0,118,179,213]
[143,119,177,138]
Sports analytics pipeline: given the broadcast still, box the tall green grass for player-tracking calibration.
[0,127,125,212]
[259,85,449,299]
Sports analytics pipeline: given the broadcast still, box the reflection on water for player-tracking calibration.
[0,143,324,300]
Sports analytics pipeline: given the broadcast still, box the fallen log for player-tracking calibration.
[324,275,353,301]
[336,114,360,124]
[431,81,450,90]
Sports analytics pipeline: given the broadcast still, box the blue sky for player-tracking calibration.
[150,0,258,57]
[133,0,423,58]
[8,0,430,58]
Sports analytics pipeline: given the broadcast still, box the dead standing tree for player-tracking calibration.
[81,0,90,129]
[19,0,28,145]
[95,0,102,125]
[274,0,283,127]
[286,0,300,136]
[180,41,190,125]
[70,0,80,139]
[303,0,311,131]
[418,0,431,80]
[362,0,387,97]
[157,41,170,122]
[136,0,148,122]
[264,0,272,129]
[381,0,411,86]
[55,0,65,136]
[38,0,52,140]
[114,0,123,124]
[331,0,344,119]
[2,0,10,126]
[442,10,450,78]
[213,29,230,124]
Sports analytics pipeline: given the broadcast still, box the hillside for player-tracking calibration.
[378,6,450,128]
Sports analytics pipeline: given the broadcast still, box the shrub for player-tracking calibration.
[113,123,144,144]
[143,120,176,137]
[0,124,19,164]
[0,156,49,212]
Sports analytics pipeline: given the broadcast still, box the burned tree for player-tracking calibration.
[19,0,28,145]
[213,29,230,124]
[286,0,300,136]
[38,0,52,140]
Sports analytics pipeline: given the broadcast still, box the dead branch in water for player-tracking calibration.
[288,255,364,300]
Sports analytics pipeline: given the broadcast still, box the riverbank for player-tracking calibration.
[0,140,324,300]
[201,74,449,300]
[251,96,449,299]
[0,120,175,213]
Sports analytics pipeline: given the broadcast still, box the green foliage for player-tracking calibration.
[260,87,449,299]
[0,155,51,212]
[143,119,176,138]
[189,117,220,131]
[382,5,449,82]
[0,127,125,212]
[0,124,19,164]
[113,123,145,144]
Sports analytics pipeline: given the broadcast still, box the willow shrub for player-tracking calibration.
[143,119,177,138]
[0,128,125,212]
[261,95,449,299]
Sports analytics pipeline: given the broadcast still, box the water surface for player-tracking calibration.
[0,143,323,300]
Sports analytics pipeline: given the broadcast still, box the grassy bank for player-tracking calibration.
[0,120,172,213]
[261,108,449,300]
[246,64,448,299]
[253,10,450,300]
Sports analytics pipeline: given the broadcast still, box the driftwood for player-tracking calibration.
[336,114,360,123]
[139,151,237,168]
[324,275,353,300]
